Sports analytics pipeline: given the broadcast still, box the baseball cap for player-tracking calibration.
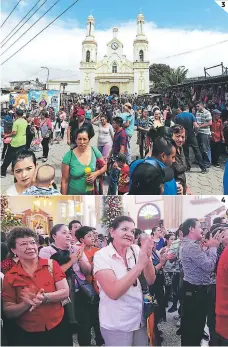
[212,109,221,114]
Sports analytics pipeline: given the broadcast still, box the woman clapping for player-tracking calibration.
[94,216,156,346]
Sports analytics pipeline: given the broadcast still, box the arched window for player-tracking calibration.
[139,50,144,62]
[112,62,117,73]
[86,50,90,62]
[137,203,161,231]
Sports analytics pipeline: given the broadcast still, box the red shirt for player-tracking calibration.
[216,246,228,339]
[84,247,100,294]
[2,258,65,332]
[211,119,224,142]
[118,165,130,193]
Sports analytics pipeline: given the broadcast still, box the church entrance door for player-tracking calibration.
[110,86,119,95]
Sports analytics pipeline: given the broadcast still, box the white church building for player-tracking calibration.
[80,13,150,95]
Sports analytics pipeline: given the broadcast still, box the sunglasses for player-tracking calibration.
[172,125,184,134]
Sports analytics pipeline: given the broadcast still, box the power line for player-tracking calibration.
[1,0,43,46]
[155,39,228,61]
[48,67,78,73]
[1,0,80,66]
[1,0,23,28]
[1,0,61,55]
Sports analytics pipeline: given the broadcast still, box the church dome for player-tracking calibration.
[88,14,94,20]
[137,12,144,20]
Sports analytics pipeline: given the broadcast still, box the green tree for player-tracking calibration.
[162,66,188,86]
[101,196,124,231]
[149,63,171,87]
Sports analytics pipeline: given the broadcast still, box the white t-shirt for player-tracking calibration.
[5,184,20,196]
[93,243,144,331]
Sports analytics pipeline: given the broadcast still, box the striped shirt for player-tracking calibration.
[196,108,212,135]
[180,238,217,285]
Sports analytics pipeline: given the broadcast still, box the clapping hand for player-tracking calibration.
[160,252,168,266]
[205,230,225,248]
[20,288,45,312]
[138,234,154,269]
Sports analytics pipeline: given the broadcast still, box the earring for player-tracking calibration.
[14,253,17,258]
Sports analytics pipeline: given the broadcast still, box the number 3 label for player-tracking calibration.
[215,0,228,13]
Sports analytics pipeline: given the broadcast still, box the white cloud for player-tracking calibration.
[1,12,228,86]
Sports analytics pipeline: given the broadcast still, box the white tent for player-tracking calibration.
[0,94,10,104]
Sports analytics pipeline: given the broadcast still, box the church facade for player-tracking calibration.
[80,13,150,95]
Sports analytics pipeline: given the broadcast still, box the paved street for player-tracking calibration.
[1,127,225,195]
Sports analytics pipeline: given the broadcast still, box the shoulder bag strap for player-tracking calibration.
[130,246,149,293]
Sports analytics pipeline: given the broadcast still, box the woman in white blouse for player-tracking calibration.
[92,114,114,159]
[94,216,156,346]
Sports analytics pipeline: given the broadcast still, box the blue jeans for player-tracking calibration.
[197,133,211,168]
[108,168,120,195]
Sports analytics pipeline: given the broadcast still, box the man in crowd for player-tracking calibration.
[176,105,207,173]
[1,109,27,177]
[67,109,94,148]
[120,103,135,164]
[108,117,127,195]
[180,218,220,346]
[69,220,82,244]
[195,102,212,169]
[150,136,177,195]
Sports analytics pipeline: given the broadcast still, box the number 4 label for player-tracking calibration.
[215,0,228,13]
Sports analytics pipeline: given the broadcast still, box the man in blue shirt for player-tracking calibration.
[176,105,207,173]
[120,103,135,164]
[130,137,177,195]
[151,137,177,195]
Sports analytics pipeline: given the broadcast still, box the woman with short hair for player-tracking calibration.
[2,227,71,346]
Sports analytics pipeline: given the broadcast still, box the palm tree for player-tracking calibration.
[161,66,188,87]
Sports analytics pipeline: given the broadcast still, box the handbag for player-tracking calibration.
[74,272,99,304]
[92,147,106,195]
[47,259,79,333]
[131,247,158,320]
[3,137,12,144]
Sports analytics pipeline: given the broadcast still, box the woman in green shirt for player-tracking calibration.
[61,128,107,195]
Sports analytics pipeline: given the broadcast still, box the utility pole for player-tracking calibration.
[41,66,49,89]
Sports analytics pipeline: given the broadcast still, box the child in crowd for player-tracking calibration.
[211,109,224,167]
[116,153,130,195]
[22,164,60,195]
[75,226,104,346]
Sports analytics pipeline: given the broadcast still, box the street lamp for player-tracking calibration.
[41,66,49,90]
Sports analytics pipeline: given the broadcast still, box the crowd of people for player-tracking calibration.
[1,92,228,195]
[1,214,228,346]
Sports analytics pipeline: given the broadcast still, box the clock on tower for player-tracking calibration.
[111,42,119,50]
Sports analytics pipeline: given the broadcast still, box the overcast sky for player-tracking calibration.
[1,0,228,86]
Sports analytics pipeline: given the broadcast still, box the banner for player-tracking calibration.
[10,93,29,110]
[28,90,60,112]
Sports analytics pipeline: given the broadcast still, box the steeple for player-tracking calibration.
[136,12,147,38]
[86,14,95,38]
